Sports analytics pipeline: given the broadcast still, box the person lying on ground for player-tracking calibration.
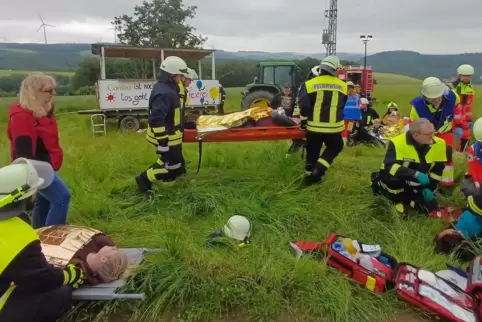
[37,224,129,286]
[371,118,452,218]
[0,159,84,322]
[435,195,482,261]
[461,118,482,197]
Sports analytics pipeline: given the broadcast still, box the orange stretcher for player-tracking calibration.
[182,119,306,143]
[183,126,305,142]
[182,119,306,173]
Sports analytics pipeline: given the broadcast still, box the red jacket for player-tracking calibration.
[467,143,482,185]
[6,103,63,171]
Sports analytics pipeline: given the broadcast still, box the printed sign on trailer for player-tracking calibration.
[97,79,220,110]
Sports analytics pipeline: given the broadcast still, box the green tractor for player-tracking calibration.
[241,61,304,110]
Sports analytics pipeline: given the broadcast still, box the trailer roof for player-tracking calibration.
[91,44,215,61]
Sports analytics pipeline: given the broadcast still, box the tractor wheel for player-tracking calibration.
[241,90,274,110]
[119,115,140,132]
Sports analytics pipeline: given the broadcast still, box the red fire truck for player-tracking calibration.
[336,66,374,99]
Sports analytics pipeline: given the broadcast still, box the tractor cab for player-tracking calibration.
[336,66,375,101]
[241,61,303,110]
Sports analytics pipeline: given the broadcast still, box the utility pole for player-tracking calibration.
[321,0,337,57]
[360,35,373,95]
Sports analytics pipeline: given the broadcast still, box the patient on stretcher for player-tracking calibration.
[37,225,128,285]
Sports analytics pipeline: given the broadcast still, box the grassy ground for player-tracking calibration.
[0,74,481,322]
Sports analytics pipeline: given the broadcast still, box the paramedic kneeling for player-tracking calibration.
[371,118,452,217]
[0,159,85,322]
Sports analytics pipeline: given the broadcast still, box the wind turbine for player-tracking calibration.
[37,13,55,44]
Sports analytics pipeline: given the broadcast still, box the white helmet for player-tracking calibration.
[319,55,342,76]
[160,56,189,77]
[311,65,321,77]
[187,68,199,80]
[222,215,252,242]
[457,64,474,76]
[346,81,355,86]
[473,118,482,141]
[360,97,369,105]
[0,159,54,218]
[421,77,446,99]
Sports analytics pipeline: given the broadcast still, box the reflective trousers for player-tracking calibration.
[305,131,344,181]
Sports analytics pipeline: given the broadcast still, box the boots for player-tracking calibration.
[135,172,152,193]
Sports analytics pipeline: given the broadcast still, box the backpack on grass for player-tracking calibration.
[394,262,480,322]
[290,233,397,294]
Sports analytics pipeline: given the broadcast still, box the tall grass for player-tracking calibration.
[0,74,480,321]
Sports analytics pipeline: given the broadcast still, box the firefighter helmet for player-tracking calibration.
[187,68,199,80]
[319,55,342,76]
[311,65,321,77]
[387,102,398,109]
[160,56,189,77]
[473,118,482,142]
[360,97,369,105]
[421,77,446,99]
[457,64,474,76]
[0,159,54,206]
[222,215,252,242]
[346,81,355,86]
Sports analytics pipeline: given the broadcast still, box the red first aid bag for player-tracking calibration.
[394,263,480,322]
[290,233,397,293]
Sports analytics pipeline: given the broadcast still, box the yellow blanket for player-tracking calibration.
[196,106,272,135]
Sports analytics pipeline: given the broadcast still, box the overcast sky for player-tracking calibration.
[0,0,480,54]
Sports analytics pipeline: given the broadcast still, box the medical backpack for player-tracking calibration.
[290,233,397,294]
[394,261,482,322]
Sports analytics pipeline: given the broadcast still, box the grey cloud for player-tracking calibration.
[0,0,481,53]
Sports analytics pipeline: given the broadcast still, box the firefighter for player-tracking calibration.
[298,55,347,186]
[287,66,322,156]
[409,76,459,187]
[371,118,452,218]
[270,83,296,117]
[448,64,475,152]
[359,97,380,128]
[136,56,190,193]
[342,81,361,145]
[461,118,482,197]
[381,102,399,123]
[219,83,226,114]
[0,159,85,321]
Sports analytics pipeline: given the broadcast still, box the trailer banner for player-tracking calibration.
[97,79,220,110]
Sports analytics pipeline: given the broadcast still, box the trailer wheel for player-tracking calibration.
[119,116,140,132]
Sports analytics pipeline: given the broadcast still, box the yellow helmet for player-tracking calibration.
[473,118,482,141]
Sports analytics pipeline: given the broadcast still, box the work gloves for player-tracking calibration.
[422,188,435,202]
[63,264,86,289]
[414,171,430,185]
[454,127,463,139]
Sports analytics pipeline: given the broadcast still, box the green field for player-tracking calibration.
[0,69,75,77]
[0,74,480,322]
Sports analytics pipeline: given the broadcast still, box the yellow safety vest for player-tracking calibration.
[0,217,39,311]
[385,134,447,178]
[301,75,348,133]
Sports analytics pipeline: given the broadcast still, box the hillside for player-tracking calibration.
[0,43,362,72]
[1,43,481,83]
[364,50,482,83]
